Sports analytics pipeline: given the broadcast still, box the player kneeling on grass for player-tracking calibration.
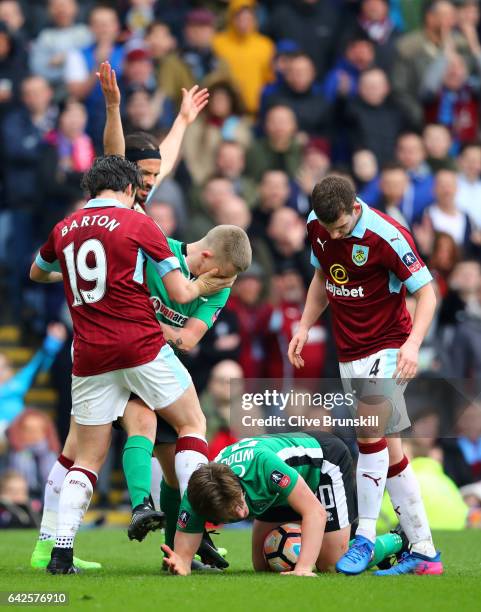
[164,432,379,577]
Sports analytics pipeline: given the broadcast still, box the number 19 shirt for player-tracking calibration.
[36,198,180,376]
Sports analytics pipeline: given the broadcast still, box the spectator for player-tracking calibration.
[392,0,480,128]
[422,52,480,149]
[0,470,40,528]
[2,75,57,210]
[7,408,60,495]
[212,140,257,206]
[40,99,95,225]
[345,67,407,164]
[245,105,302,181]
[144,20,183,101]
[340,0,401,71]
[396,131,435,223]
[250,170,290,241]
[428,231,460,296]
[162,8,231,109]
[183,80,251,185]
[30,0,92,93]
[323,34,375,104]
[423,123,456,172]
[121,45,154,91]
[352,149,379,205]
[148,200,178,238]
[266,207,312,286]
[294,138,331,213]
[124,0,156,38]
[0,20,28,121]
[200,360,244,457]
[0,323,66,428]
[123,87,173,137]
[0,1,28,49]
[259,38,300,118]
[438,259,481,330]
[441,402,481,486]
[266,267,327,379]
[426,168,474,251]
[65,5,124,149]
[268,0,341,79]
[456,142,481,228]
[213,0,274,114]
[263,52,331,137]
[226,263,272,378]
[375,162,410,227]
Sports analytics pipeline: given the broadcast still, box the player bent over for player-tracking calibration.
[288,176,442,576]
[163,432,403,577]
[30,156,233,574]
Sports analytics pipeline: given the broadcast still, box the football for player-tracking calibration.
[263,523,302,572]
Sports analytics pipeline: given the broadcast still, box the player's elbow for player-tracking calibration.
[29,263,43,282]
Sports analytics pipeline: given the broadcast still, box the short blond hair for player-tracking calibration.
[203,225,252,273]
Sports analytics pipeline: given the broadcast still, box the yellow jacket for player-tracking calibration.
[213,0,274,113]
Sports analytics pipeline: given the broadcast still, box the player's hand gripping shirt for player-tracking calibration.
[307,199,433,362]
[36,198,180,376]
[177,433,340,533]
[146,237,230,329]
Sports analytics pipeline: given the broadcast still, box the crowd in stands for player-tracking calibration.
[0,0,481,525]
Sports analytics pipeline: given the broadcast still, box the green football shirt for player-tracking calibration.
[146,237,230,329]
[176,433,325,533]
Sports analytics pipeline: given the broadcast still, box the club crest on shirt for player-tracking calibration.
[270,470,291,488]
[352,244,369,266]
[402,252,421,273]
[177,510,190,529]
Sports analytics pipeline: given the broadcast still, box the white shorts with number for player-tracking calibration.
[71,344,192,426]
[339,348,410,434]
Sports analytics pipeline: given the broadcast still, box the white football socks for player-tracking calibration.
[174,434,208,497]
[386,456,436,558]
[55,466,97,550]
[355,439,389,543]
[38,455,73,541]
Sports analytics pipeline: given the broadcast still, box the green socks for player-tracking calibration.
[349,532,403,569]
[122,435,154,509]
[160,479,181,548]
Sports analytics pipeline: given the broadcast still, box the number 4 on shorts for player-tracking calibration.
[369,358,380,377]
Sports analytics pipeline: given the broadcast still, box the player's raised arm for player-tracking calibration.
[281,478,326,577]
[155,85,209,186]
[394,281,437,384]
[97,61,125,156]
[288,269,328,369]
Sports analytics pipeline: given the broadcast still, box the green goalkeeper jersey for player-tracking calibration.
[146,237,230,329]
[176,433,329,533]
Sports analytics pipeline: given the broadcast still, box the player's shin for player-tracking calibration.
[160,479,181,548]
[38,454,73,541]
[122,435,154,509]
[174,435,208,497]
[54,467,97,553]
[386,456,436,558]
[356,439,389,543]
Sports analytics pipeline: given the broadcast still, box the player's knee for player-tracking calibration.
[124,409,157,441]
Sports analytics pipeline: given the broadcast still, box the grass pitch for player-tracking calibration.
[0,529,480,612]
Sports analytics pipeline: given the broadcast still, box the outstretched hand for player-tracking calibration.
[97,61,120,108]
[179,85,209,124]
[161,544,190,576]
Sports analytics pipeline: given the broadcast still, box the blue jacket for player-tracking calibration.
[0,335,64,429]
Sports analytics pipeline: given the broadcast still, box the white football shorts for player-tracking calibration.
[339,348,410,434]
[71,344,192,425]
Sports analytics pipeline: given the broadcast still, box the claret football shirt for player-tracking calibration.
[307,200,432,362]
[36,198,180,376]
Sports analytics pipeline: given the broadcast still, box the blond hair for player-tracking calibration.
[203,225,252,273]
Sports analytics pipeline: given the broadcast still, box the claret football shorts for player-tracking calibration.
[339,348,411,434]
[71,344,192,425]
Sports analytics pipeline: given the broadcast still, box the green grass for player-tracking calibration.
[0,530,480,611]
